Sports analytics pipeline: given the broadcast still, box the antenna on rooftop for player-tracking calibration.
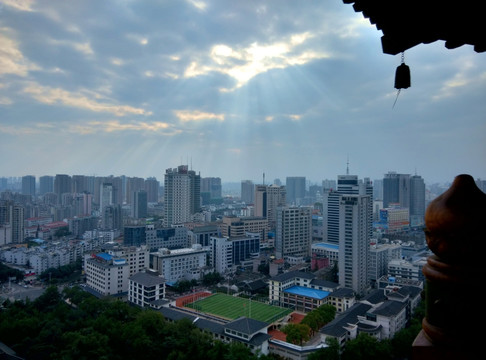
[346,155,350,175]
[263,172,265,185]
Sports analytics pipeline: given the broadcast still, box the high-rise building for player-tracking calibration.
[254,184,286,230]
[163,165,201,226]
[21,175,36,198]
[126,177,145,205]
[409,175,426,227]
[327,175,373,245]
[54,174,72,204]
[144,177,160,203]
[0,201,24,243]
[338,195,370,296]
[241,180,254,204]
[285,177,306,206]
[383,172,410,209]
[275,206,312,261]
[201,177,222,202]
[132,190,148,219]
[100,183,115,212]
[102,204,123,230]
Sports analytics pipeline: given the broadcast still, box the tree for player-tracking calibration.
[308,337,340,360]
[281,323,311,345]
[342,333,392,360]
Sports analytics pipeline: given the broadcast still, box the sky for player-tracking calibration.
[0,0,485,186]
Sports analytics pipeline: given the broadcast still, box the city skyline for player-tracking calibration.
[0,1,485,184]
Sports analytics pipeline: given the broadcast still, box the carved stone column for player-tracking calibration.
[414,174,486,357]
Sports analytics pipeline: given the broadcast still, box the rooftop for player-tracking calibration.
[284,286,330,300]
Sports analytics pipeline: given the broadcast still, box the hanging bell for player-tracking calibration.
[394,63,411,89]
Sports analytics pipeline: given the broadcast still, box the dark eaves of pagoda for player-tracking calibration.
[343,0,486,55]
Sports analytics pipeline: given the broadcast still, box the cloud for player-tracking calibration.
[22,83,151,116]
[183,32,330,91]
[186,0,207,11]
[1,0,34,12]
[174,110,225,123]
[0,29,39,76]
[68,120,179,135]
[0,96,12,105]
[48,38,94,56]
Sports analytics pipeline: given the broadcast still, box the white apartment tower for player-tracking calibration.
[275,207,312,261]
[163,165,201,227]
[338,195,371,296]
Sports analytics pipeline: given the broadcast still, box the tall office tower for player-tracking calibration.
[163,165,201,226]
[132,190,148,219]
[54,174,72,204]
[327,175,373,245]
[383,172,410,208]
[21,175,36,198]
[338,195,370,296]
[254,184,286,230]
[409,174,426,227]
[275,206,312,261]
[285,177,306,205]
[126,177,145,205]
[201,177,222,200]
[241,180,254,204]
[144,177,160,203]
[39,176,54,195]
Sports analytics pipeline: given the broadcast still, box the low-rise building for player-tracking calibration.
[149,244,207,284]
[128,270,166,308]
[84,252,129,296]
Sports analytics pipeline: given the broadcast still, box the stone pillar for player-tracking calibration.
[413,174,486,358]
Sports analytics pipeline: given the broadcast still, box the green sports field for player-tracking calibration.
[186,293,292,323]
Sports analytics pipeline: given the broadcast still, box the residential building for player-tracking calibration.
[128,269,166,308]
[163,165,201,226]
[254,184,286,230]
[275,207,312,262]
[132,190,148,219]
[268,271,340,311]
[124,226,146,247]
[409,174,426,227]
[0,201,24,243]
[201,177,222,204]
[21,175,36,198]
[145,225,189,250]
[54,174,72,204]
[39,176,54,195]
[209,234,260,274]
[285,177,306,206]
[376,206,410,234]
[241,180,254,204]
[338,195,371,296]
[368,242,402,287]
[101,204,123,230]
[144,177,160,203]
[149,244,207,284]
[188,224,220,247]
[220,216,268,245]
[84,252,129,296]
